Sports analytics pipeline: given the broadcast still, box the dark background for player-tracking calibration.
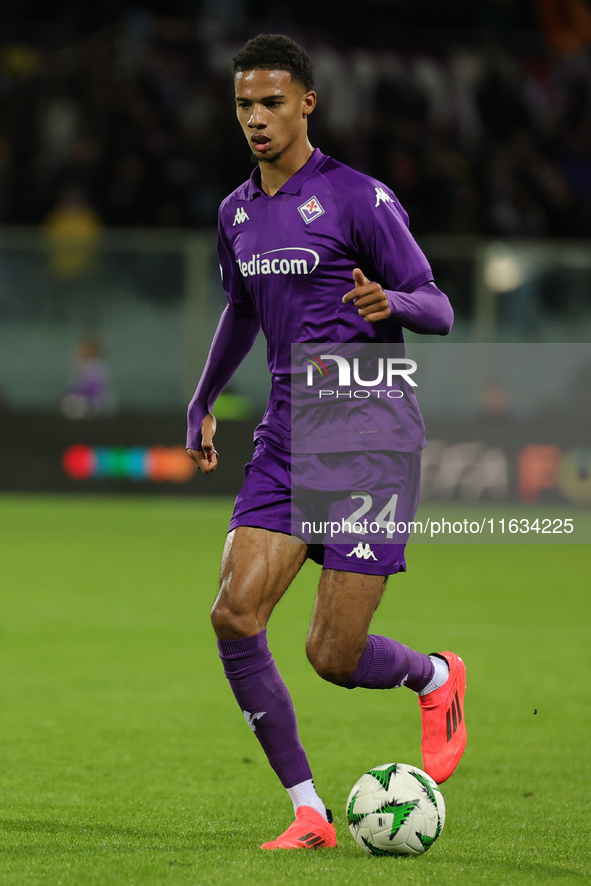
[1,0,590,236]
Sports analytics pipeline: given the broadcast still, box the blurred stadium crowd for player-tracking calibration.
[0,0,590,237]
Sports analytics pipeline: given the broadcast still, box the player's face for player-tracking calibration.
[234,69,316,165]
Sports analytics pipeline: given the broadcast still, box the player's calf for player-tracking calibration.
[305,637,362,685]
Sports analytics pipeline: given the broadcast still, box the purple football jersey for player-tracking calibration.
[188,149,452,453]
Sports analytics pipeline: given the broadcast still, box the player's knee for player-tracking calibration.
[210,597,257,639]
[306,638,356,685]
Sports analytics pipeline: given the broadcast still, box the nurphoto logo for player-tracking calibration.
[303,352,417,400]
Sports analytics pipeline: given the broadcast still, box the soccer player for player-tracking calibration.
[186,34,466,850]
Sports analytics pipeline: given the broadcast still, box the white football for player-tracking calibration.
[346,762,445,856]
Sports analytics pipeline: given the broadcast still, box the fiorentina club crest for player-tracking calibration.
[298,195,325,224]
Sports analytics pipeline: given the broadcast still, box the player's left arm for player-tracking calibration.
[344,183,454,335]
[342,269,453,334]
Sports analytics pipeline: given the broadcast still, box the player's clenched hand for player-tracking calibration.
[187,413,219,474]
[342,268,391,322]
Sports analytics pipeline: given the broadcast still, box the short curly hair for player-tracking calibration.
[231,34,315,92]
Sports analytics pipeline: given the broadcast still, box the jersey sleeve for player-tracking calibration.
[185,305,260,450]
[218,207,257,317]
[344,178,452,334]
[185,206,260,451]
[347,182,433,294]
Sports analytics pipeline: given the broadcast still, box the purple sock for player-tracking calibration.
[217,629,313,789]
[345,635,434,692]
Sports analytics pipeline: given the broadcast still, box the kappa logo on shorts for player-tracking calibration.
[346,542,378,561]
[298,195,325,224]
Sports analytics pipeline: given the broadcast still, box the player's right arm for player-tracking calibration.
[187,412,218,474]
[186,215,260,473]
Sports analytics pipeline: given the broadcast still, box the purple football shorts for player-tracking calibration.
[228,438,422,576]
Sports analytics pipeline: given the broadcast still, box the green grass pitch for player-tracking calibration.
[0,494,589,885]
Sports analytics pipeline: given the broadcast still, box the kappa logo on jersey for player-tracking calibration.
[233,207,250,226]
[298,195,325,224]
[237,247,320,278]
[374,186,393,207]
[346,542,378,561]
[243,710,267,732]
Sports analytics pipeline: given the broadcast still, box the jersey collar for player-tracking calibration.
[246,148,325,200]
